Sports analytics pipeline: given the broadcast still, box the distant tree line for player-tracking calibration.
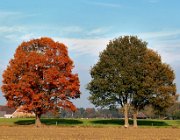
[137,101,180,120]
[60,108,123,118]
[43,101,180,120]
[43,108,123,118]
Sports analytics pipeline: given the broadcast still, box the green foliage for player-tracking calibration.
[87,36,147,108]
[87,35,177,112]
[0,118,179,127]
[173,111,180,119]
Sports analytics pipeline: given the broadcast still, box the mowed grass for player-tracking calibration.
[0,118,180,128]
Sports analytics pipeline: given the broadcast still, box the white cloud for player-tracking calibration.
[0,11,21,18]
[87,27,111,36]
[19,33,36,41]
[54,29,180,70]
[0,25,82,43]
[138,30,180,40]
[0,25,99,42]
[0,25,32,42]
[147,41,180,64]
[109,30,180,65]
[132,30,180,64]
[0,10,40,22]
[54,37,110,56]
[0,63,6,86]
[109,30,180,42]
[0,26,26,33]
[2,33,37,43]
[1,23,180,65]
[0,67,4,77]
[61,26,83,33]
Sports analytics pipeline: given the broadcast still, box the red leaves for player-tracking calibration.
[58,100,77,112]
[1,37,80,116]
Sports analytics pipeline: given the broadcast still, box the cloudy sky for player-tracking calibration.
[0,0,180,108]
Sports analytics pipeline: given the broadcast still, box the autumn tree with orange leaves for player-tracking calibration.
[1,37,80,127]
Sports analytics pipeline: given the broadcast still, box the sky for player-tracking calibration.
[0,0,180,108]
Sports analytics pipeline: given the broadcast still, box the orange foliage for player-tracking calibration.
[1,37,80,117]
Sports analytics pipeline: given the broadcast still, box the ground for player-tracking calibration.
[0,118,179,140]
[0,126,180,140]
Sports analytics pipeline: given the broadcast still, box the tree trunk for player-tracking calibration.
[35,114,41,127]
[133,109,138,128]
[124,104,129,128]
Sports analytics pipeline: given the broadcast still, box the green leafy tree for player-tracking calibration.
[87,36,177,127]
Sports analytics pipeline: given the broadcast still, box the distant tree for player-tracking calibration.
[1,37,80,127]
[141,105,156,119]
[87,36,177,127]
[85,108,96,118]
[78,108,86,118]
[96,108,121,118]
[166,101,180,119]
[73,108,86,118]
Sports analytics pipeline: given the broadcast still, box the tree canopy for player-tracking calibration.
[87,36,177,127]
[1,37,80,126]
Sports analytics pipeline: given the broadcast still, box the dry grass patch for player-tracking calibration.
[0,126,179,140]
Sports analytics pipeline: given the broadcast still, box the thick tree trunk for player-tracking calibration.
[133,109,138,128]
[124,104,129,128]
[35,114,41,127]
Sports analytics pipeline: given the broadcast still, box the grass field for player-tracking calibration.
[0,118,180,128]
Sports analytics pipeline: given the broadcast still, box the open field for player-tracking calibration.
[0,119,179,139]
[0,126,180,140]
[0,118,180,128]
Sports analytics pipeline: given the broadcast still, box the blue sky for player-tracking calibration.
[0,0,180,108]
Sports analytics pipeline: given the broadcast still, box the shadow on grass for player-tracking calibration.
[14,118,83,125]
[91,119,124,125]
[91,119,170,126]
[14,119,35,125]
[41,118,83,125]
[14,118,172,126]
[137,120,170,126]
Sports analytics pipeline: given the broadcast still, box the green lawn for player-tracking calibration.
[0,118,179,127]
